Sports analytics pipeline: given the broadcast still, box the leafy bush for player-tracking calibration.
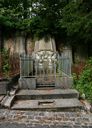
[74,58,92,103]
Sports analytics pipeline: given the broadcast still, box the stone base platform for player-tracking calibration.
[12,98,83,111]
[1,89,83,111]
[15,89,79,100]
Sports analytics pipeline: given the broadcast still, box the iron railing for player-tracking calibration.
[20,54,71,76]
[20,54,73,88]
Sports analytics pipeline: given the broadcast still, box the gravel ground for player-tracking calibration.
[0,109,92,128]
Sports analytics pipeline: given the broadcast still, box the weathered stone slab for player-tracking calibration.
[0,95,5,108]
[12,98,83,111]
[55,76,73,89]
[34,38,56,52]
[1,95,15,108]
[0,80,9,94]
[0,96,4,102]
[19,77,36,89]
[16,89,79,100]
[9,86,18,96]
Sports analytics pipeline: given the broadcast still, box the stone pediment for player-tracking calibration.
[34,38,56,53]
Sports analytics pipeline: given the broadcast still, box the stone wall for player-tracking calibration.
[3,36,88,63]
[4,36,34,55]
[74,45,88,63]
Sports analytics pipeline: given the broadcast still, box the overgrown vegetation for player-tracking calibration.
[1,49,10,77]
[73,58,92,103]
[0,0,68,38]
[0,0,92,45]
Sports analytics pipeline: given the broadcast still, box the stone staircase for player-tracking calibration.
[5,88,83,111]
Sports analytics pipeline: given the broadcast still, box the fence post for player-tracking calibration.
[20,55,22,78]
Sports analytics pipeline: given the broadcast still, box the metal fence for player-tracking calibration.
[20,54,72,88]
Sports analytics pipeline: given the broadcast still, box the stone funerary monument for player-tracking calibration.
[19,37,73,89]
[1,37,83,110]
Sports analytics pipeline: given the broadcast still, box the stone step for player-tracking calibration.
[15,89,79,100]
[1,95,15,108]
[11,98,83,111]
[0,95,4,102]
[0,95,5,108]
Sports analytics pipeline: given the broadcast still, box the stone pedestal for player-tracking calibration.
[55,76,73,89]
[19,77,36,89]
[0,80,9,94]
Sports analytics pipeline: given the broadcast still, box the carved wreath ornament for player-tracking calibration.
[34,50,57,69]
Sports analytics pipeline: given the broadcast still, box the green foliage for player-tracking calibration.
[74,58,92,103]
[60,0,92,46]
[0,0,92,44]
[0,0,31,30]
[72,73,78,87]
[1,49,10,77]
[0,0,69,39]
